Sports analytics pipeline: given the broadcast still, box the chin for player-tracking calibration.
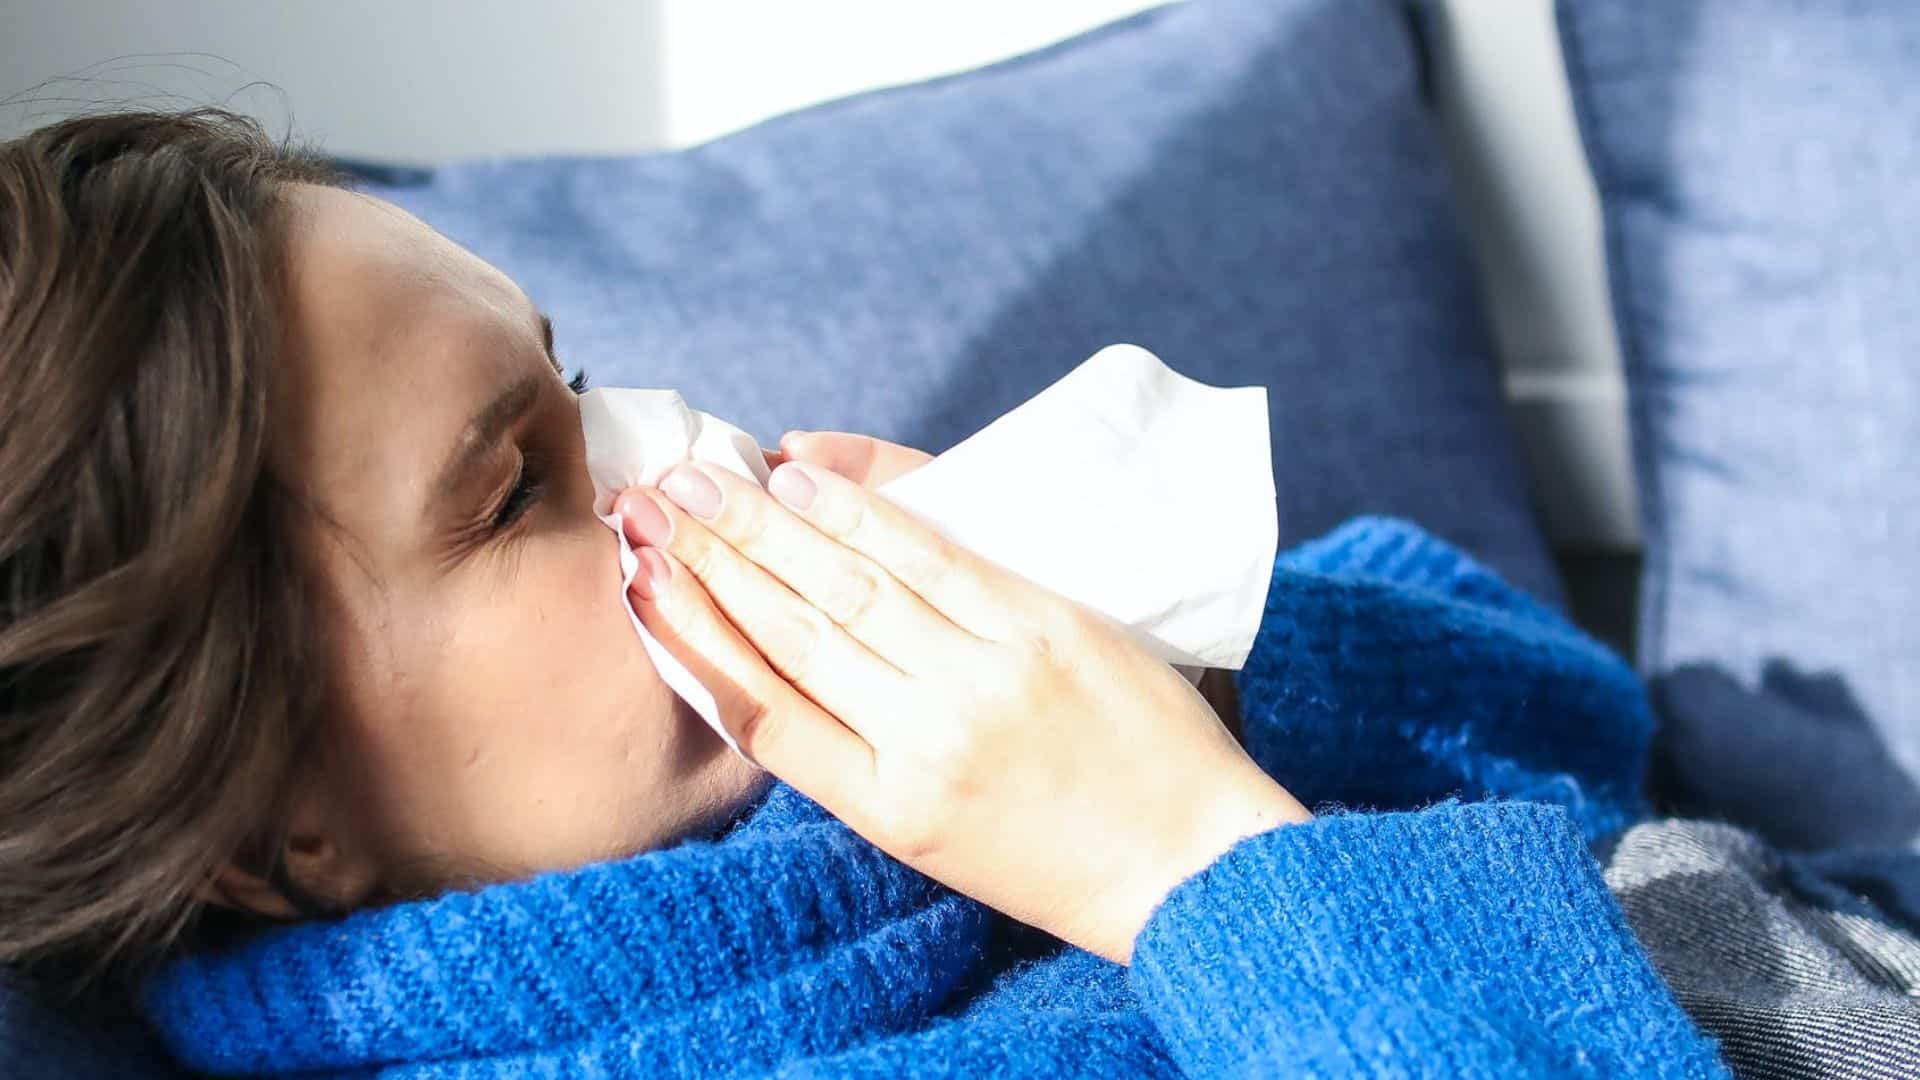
[658,699,780,841]
[684,763,776,843]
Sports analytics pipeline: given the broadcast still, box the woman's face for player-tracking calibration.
[234,185,767,912]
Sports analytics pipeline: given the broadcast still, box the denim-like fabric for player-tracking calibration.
[351,0,1558,601]
[1558,0,1920,849]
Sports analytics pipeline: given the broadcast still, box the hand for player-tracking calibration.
[614,442,1308,964]
[779,433,1247,735]
[771,430,934,487]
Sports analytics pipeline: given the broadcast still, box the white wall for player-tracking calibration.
[0,0,1635,549]
[0,0,666,161]
[653,1,1160,147]
[1426,0,1637,549]
[1430,5,1619,390]
[0,1,1159,158]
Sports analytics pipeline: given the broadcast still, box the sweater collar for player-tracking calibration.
[143,784,991,1077]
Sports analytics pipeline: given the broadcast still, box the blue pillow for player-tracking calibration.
[356,0,1559,602]
[1559,0,1920,848]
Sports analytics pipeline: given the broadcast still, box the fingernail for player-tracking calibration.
[617,491,672,548]
[768,463,816,510]
[662,464,722,519]
[636,546,671,595]
[628,552,655,601]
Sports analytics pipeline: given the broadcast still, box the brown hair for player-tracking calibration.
[0,109,342,995]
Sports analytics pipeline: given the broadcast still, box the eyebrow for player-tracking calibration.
[432,371,544,509]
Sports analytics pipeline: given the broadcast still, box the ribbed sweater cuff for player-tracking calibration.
[1129,802,1728,1078]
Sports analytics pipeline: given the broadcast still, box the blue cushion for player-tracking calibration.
[354,0,1559,602]
[1559,0,1920,847]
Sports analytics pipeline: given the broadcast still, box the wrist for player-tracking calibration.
[1110,769,1309,965]
[1186,773,1312,885]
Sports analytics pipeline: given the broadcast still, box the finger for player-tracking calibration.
[779,431,932,488]
[644,462,990,673]
[628,545,873,799]
[620,483,917,741]
[760,446,785,473]
[764,461,1029,642]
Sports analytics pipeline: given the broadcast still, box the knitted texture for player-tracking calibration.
[1250,520,1654,839]
[1133,802,1718,1077]
[143,518,1728,1077]
[147,785,990,1077]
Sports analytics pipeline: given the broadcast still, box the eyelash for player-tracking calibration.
[485,352,589,536]
[492,454,546,532]
[490,367,591,534]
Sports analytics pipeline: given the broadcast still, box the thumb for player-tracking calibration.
[779,431,933,488]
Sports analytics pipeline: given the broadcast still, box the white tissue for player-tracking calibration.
[578,388,771,758]
[580,344,1278,761]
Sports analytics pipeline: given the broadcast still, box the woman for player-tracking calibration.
[0,110,1727,1076]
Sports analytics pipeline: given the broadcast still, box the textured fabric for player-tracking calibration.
[350,0,1560,602]
[1794,848,1920,937]
[0,975,184,1080]
[154,784,987,1078]
[142,519,1726,1078]
[1605,819,1920,1079]
[1556,0,1920,849]
[1133,805,1713,1077]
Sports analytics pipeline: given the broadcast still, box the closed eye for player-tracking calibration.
[491,454,546,532]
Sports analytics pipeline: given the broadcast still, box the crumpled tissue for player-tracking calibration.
[579,343,1278,762]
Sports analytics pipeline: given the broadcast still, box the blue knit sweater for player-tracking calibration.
[142,519,1730,1077]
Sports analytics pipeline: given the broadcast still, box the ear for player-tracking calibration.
[195,783,383,920]
[199,860,301,921]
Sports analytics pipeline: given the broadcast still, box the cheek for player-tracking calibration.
[508,528,672,725]
[348,525,751,878]
[452,529,727,856]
